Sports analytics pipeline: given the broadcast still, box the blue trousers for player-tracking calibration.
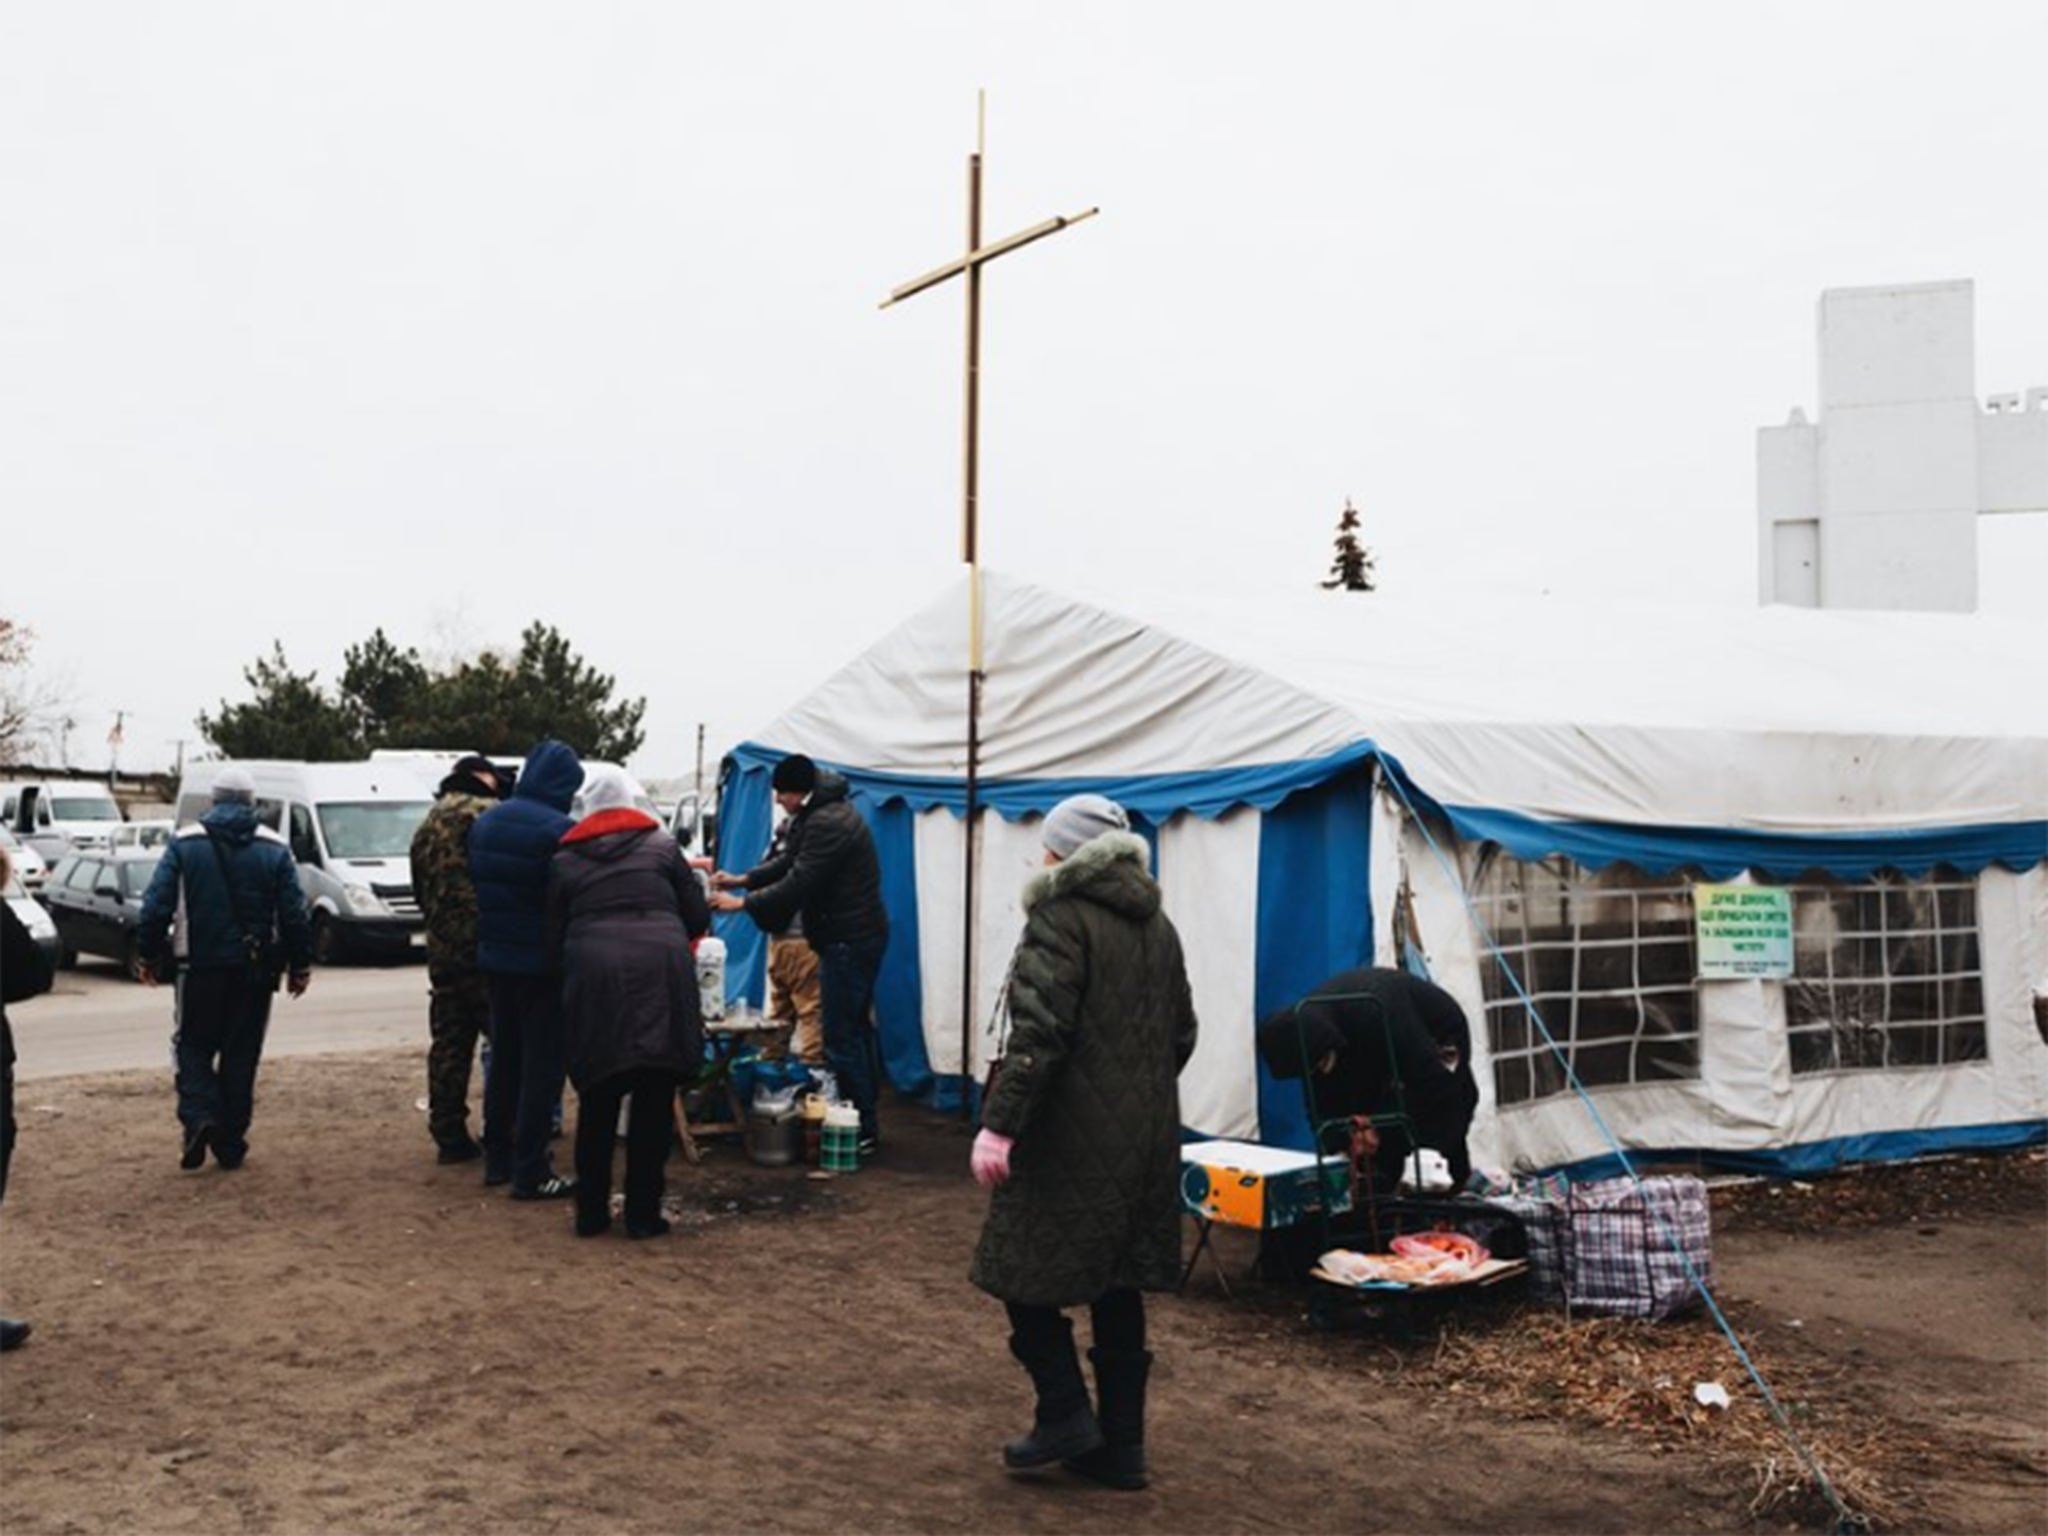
[173,965,276,1159]
[482,972,567,1192]
[817,937,886,1142]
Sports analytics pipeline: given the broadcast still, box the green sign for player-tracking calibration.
[1694,884,1794,980]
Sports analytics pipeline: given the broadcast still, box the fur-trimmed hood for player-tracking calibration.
[1021,829,1158,919]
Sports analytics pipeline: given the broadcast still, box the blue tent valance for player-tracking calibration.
[1434,804,2048,881]
[724,740,1381,825]
[730,741,2046,880]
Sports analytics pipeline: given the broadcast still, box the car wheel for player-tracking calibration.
[311,911,343,966]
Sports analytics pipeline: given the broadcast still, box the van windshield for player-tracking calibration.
[51,795,121,821]
[316,801,432,860]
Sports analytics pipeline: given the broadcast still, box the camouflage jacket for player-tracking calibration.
[409,791,494,965]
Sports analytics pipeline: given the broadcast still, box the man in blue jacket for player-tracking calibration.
[467,740,580,1199]
[138,766,314,1172]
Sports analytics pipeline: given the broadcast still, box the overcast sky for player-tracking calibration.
[4,1,2043,785]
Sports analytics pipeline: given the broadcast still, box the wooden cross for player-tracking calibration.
[881,96,1096,1112]
[880,93,1097,574]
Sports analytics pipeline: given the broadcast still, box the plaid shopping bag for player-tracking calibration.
[1566,1175,1712,1319]
[1497,1193,1572,1303]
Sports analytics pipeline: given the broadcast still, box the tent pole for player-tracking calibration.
[959,111,985,1120]
[963,660,983,1118]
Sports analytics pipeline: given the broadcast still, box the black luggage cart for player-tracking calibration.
[1262,988,1529,1330]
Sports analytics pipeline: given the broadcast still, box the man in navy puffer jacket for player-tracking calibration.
[138,766,314,1172]
[468,739,581,1199]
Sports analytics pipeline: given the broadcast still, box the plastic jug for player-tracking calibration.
[820,1103,861,1173]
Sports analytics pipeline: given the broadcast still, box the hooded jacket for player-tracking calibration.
[741,770,888,950]
[409,781,496,966]
[969,830,1198,1308]
[137,801,314,973]
[468,741,581,976]
[548,807,710,1090]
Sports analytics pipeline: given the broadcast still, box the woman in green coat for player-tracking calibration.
[969,794,1198,1491]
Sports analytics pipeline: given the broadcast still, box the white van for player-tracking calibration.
[175,759,440,964]
[1,780,127,865]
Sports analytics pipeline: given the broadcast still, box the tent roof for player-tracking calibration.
[752,571,2048,860]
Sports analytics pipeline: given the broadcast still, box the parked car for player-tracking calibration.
[106,818,175,855]
[3,857,60,970]
[43,849,162,975]
[0,779,127,864]
[0,823,48,896]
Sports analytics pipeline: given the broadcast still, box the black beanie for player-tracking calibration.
[771,753,818,794]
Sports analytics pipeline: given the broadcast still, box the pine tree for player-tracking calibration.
[1321,497,1377,591]
[200,625,647,762]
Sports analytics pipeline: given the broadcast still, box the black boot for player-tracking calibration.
[1064,1347,1152,1490]
[0,1317,30,1352]
[1002,1320,1103,1469]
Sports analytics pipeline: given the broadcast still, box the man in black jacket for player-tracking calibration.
[711,754,889,1154]
[1256,965,1480,1191]
[3,842,54,1350]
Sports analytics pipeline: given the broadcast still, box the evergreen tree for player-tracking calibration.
[198,644,363,759]
[1321,497,1377,592]
[200,625,647,763]
[340,628,431,746]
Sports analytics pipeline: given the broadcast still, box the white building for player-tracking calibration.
[1757,279,2048,611]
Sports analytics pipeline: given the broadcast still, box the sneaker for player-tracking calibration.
[510,1175,577,1201]
[213,1146,247,1170]
[0,1318,30,1352]
[857,1136,880,1160]
[180,1125,212,1171]
[436,1138,484,1165]
[625,1216,672,1240]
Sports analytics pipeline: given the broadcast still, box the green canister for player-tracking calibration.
[820,1104,861,1173]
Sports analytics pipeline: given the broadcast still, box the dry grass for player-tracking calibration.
[1414,1304,1977,1529]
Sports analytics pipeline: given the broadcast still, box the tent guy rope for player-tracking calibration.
[1379,764,1868,1533]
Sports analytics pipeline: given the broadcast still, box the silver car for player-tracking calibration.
[4,858,61,970]
[0,824,47,896]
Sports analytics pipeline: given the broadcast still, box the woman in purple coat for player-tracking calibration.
[548,766,710,1238]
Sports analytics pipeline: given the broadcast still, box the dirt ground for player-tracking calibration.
[1,1051,2043,1535]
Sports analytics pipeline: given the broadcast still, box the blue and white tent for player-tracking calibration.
[714,571,2048,1175]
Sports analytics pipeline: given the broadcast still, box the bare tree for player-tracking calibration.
[0,617,67,761]
[1320,497,1377,591]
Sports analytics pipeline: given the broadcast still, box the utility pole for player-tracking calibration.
[881,93,1097,1113]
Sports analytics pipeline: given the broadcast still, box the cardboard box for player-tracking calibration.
[1180,1139,1353,1231]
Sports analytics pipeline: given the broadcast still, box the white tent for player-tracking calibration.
[713,571,2048,1174]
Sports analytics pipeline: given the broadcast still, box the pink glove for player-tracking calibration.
[971,1129,1014,1189]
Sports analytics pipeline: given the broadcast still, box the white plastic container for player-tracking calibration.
[694,935,726,1022]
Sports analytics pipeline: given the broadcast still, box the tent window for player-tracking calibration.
[1785,873,1986,1073]
[1471,853,1701,1107]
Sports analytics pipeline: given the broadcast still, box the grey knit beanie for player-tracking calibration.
[1041,794,1130,860]
[212,766,256,804]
